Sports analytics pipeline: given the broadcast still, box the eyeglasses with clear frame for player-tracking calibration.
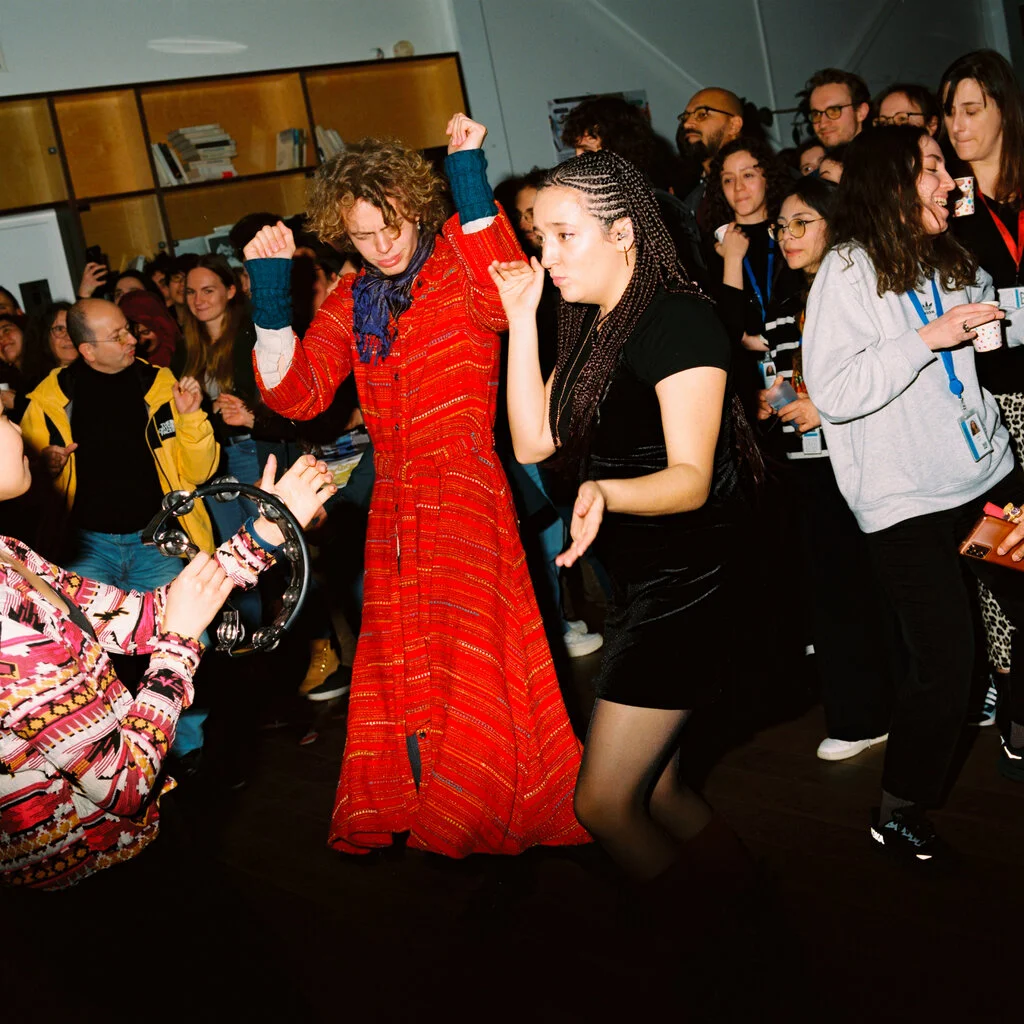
[94,323,135,347]
[808,103,852,124]
[872,111,926,127]
[769,217,823,241]
[677,105,734,124]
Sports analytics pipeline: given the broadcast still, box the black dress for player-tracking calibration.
[556,288,742,710]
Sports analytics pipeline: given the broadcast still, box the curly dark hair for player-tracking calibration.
[939,49,1024,209]
[706,137,790,228]
[829,124,977,296]
[560,97,656,168]
[305,138,450,246]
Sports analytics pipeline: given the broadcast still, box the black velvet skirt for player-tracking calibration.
[591,514,735,710]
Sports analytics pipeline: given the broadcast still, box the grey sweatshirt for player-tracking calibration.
[803,245,1013,533]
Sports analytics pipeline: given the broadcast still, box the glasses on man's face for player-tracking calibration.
[808,103,853,124]
[769,217,823,241]
[677,105,733,125]
[872,111,925,127]
[96,323,135,346]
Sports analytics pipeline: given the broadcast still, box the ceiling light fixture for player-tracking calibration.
[147,38,248,55]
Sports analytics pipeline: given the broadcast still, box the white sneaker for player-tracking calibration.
[816,734,888,761]
[564,627,603,658]
[564,619,589,635]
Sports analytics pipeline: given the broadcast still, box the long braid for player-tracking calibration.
[543,151,704,467]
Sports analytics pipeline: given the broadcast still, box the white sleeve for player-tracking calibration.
[460,215,497,235]
[254,326,296,389]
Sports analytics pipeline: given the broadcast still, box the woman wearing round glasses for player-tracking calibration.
[755,178,901,762]
[803,125,1024,861]
[871,83,939,135]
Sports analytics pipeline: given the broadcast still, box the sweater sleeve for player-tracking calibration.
[803,249,936,424]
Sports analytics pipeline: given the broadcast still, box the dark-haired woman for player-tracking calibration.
[706,137,792,412]
[803,125,1024,861]
[871,83,940,134]
[244,114,588,857]
[755,178,899,760]
[942,49,1024,721]
[496,149,748,889]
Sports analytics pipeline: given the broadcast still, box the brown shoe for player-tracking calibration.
[298,640,348,701]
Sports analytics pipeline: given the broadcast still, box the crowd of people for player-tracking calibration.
[3,47,1024,921]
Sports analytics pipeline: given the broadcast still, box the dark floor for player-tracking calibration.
[8,633,1022,1024]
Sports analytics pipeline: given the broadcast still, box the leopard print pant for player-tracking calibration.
[978,392,1024,671]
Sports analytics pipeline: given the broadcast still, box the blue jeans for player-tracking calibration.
[67,528,207,756]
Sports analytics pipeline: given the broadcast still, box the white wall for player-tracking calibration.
[0,0,457,97]
[451,0,1015,178]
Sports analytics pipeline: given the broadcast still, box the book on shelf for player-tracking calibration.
[275,127,307,170]
[157,143,185,184]
[150,143,175,187]
[314,125,346,161]
[166,122,239,181]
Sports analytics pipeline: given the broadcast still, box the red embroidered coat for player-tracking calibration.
[255,212,589,856]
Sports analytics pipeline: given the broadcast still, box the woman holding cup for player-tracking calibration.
[803,125,1024,860]
[941,49,1024,712]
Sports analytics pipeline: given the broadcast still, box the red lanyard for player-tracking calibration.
[980,193,1024,270]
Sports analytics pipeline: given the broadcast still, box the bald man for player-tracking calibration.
[675,88,745,273]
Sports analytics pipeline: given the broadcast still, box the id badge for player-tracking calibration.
[801,428,823,455]
[959,408,994,461]
[997,286,1024,310]
[759,358,777,388]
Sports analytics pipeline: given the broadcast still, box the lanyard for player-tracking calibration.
[979,193,1024,272]
[906,277,965,405]
[743,235,774,321]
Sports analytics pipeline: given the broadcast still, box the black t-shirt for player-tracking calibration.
[951,194,1024,396]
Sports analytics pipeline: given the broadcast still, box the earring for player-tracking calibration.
[623,247,629,266]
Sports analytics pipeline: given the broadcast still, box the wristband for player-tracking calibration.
[244,514,282,552]
[244,258,293,330]
[444,149,497,225]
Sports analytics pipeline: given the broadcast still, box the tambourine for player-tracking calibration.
[141,475,310,656]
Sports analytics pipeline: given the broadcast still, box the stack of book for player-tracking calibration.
[315,125,346,161]
[163,124,238,183]
[275,128,307,170]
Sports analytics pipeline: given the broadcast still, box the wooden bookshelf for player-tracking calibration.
[78,196,168,271]
[163,173,309,243]
[0,99,67,211]
[140,72,312,178]
[0,53,467,272]
[306,57,465,151]
[52,90,152,199]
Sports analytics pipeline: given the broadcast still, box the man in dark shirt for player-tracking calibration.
[23,298,217,592]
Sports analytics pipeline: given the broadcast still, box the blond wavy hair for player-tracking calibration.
[305,138,450,246]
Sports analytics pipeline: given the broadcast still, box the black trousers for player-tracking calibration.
[865,469,1024,804]
[793,458,902,740]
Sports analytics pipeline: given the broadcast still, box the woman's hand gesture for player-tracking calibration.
[162,553,234,641]
[446,113,487,154]
[488,258,545,320]
[215,392,255,429]
[918,302,1004,351]
[715,223,749,262]
[78,261,107,298]
[243,220,295,261]
[777,396,822,433]
[556,481,606,568]
[251,453,337,547]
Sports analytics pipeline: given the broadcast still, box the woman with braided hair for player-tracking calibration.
[492,150,749,890]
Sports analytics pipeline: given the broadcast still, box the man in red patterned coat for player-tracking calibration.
[244,114,589,857]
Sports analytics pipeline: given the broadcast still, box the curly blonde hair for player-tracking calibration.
[305,138,450,246]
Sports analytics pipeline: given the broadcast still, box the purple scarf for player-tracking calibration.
[351,236,435,364]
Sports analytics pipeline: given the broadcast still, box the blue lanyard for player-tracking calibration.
[905,277,964,403]
[743,235,774,321]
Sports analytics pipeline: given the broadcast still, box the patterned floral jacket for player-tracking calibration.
[0,529,272,889]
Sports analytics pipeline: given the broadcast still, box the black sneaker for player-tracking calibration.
[967,679,999,727]
[999,738,1024,781]
[869,806,939,861]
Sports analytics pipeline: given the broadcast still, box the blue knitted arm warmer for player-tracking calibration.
[444,149,498,224]
[244,258,292,330]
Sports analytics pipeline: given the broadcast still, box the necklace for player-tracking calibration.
[554,309,606,442]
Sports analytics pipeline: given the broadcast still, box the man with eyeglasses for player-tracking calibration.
[21,298,218,593]
[803,68,871,149]
[675,88,746,273]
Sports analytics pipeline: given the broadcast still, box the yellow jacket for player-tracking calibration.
[22,360,219,553]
